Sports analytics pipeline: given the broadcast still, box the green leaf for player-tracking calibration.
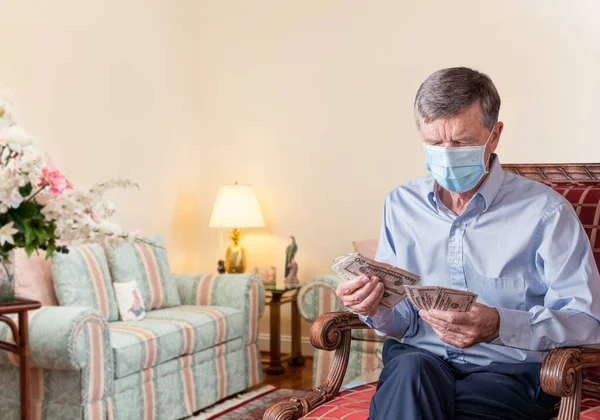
[24,220,35,246]
[35,229,47,245]
[19,183,33,197]
[13,202,41,219]
[25,243,36,257]
[9,212,26,233]
[45,241,56,260]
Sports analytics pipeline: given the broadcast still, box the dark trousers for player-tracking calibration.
[369,340,557,420]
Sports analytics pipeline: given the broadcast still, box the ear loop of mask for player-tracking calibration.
[482,125,496,173]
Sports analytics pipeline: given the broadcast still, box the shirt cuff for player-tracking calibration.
[496,307,533,349]
[358,307,393,329]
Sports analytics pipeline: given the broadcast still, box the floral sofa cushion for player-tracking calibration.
[52,243,120,321]
[107,235,181,310]
[109,305,244,378]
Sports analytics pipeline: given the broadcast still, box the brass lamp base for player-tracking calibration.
[225,229,247,273]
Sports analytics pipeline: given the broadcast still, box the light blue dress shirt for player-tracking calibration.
[360,155,600,365]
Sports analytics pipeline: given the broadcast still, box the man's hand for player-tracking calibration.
[419,303,500,348]
[335,275,385,316]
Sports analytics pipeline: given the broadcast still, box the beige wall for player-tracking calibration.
[2,1,599,347]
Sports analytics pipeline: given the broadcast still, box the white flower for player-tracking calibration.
[0,95,15,130]
[17,146,42,174]
[0,126,34,151]
[0,222,18,246]
[126,231,139,244]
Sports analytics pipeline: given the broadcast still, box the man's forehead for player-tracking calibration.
[419,120,482,141]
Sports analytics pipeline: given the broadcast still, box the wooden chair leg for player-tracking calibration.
[556,370,582,420]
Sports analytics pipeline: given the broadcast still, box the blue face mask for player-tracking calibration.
[423,129,494,193]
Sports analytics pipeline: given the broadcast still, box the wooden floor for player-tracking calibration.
[258,353,314,391]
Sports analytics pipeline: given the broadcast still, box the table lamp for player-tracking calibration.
[209,182,265,273]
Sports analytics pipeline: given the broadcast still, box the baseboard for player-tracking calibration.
[258,333,314,355]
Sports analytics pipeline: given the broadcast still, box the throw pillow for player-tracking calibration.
[14,249,59,306]
[52,244,119,321]
[352,239,378,259]
[106,235,180,310]
[113,281,146,321]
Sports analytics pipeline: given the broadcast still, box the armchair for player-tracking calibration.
[265,163,600,420]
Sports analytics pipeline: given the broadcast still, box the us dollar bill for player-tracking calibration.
[404,285,477,312]
[332,253,421,309]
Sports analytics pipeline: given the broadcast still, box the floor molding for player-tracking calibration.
[258,333,314,355]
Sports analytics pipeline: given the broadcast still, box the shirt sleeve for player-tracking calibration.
[358,194,419,339]
[496,201,600,350]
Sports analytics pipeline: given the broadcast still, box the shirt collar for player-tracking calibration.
[427,154,505,214]
[477,154,505,213]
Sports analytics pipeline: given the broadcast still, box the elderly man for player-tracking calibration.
[336,67,600,419]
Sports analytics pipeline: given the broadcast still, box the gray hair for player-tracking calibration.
[413,67,501,130]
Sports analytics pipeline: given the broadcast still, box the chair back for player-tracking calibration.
[504,163,600,269]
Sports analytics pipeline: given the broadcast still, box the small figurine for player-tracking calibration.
[284,260,299,288]
[285,236,298,278]
[217,260,226,274]
[284,236,299,288]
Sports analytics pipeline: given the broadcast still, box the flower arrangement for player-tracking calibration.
[0,92,142,302]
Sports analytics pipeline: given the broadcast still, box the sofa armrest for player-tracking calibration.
[0,306,110,371]
[173,273,265,344]
[297,275,346,323]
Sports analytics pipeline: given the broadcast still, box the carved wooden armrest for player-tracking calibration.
[541,347,600,397]
[263,311,369,420]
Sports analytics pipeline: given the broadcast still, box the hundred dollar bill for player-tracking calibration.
[332,253,421,309]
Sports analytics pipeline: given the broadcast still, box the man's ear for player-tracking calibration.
[490,121,504,153]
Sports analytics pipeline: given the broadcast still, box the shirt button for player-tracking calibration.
[453,259,461,266]
[510,337,517,344]
[455,222,461,227]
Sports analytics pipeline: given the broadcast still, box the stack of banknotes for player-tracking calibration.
[332,253,477,312]
[404,285,477,312]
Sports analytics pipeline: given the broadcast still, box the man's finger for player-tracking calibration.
[347,278,380,304]
[431,326,472,348]
[426,309,471,325]
[352,282,385,315]
[336,275,370,298]
[339,282,377,307]
[421,312,463,333]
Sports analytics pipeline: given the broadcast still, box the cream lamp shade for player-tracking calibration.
[209,183,265,229]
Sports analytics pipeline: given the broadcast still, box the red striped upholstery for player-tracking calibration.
[298,385,600,419]
[301,384,376,419]
[541,181,600,268]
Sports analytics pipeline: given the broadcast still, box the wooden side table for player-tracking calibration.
[0,298,42,420]
[263,286,305,375]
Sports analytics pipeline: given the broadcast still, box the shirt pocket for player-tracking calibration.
[467,273,527,311]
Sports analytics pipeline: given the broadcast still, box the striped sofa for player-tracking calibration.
[0,245,265,419]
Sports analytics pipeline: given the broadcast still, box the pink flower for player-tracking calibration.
[38,167,72,198]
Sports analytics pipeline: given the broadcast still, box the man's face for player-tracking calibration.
[418,103,502,162]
